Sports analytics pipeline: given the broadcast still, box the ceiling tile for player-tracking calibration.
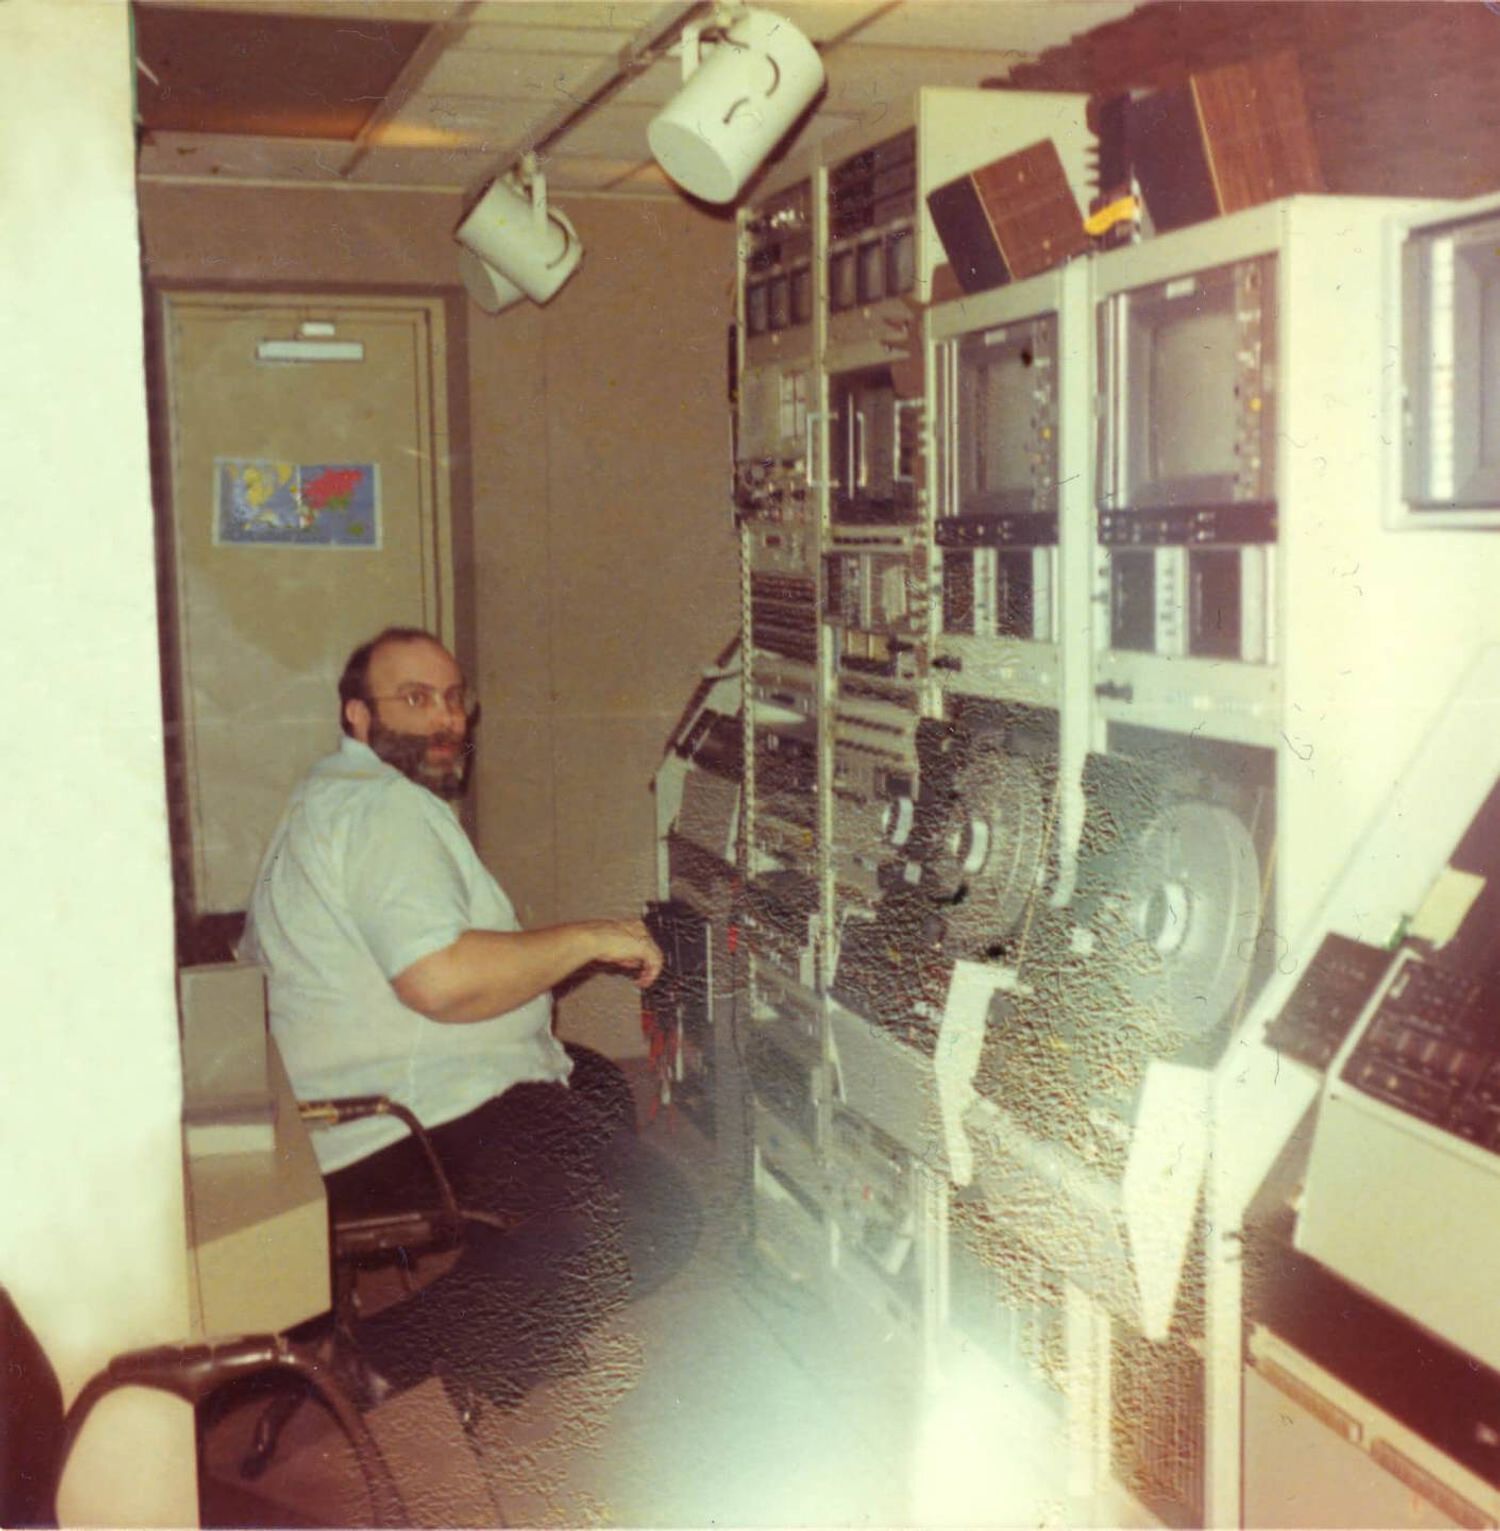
[132,0,1140,196]
[138,131,365,180]
[142,0,465,19]
[831,0,1135,54]
[133,3,431,139]
[541,154,675,194]
[369,101,515,150]
[454,20,643,58]
[764,3,906,47]
[343,143,505,185]
[418,47,615,100]
[822,42,1015,110]
[522,99,660,159]
[609,53,694,110]
[469,0,666,29]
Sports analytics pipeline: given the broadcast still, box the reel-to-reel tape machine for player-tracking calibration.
[832,703,1273,1175]
[819,691,1277,1349]
[721,124,1500,1524]
[973,727,1273,1178]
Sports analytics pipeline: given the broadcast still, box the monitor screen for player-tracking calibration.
[1483,261,1500,465]
[961,349,1034,501]
[1146,308,1240,485]
[1404,218,1500,513]
[954,317,1057,518]
[1455,239,1500,495]
[1112,257,1274,513]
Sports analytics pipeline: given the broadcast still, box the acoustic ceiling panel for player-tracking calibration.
[133,3,431,139]
[419,46,626,101]
[134,0,1140,195]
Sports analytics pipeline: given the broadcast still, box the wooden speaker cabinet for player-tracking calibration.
[926,138,1089,294]
[1116,50,1325,235]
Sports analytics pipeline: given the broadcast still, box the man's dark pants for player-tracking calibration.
[322,1044,643,1408]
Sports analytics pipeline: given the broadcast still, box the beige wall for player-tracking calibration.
[467,197,741,1052]
[2,2,196,1521]
[140,181,740,1055]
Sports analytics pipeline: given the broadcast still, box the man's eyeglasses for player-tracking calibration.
[365,684,478,718]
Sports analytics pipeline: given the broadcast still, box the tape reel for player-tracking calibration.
[925,740,1050,950]
[1111,799,1262,1039]
[833,778,919,902]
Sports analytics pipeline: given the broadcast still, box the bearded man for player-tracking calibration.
[242,625,665,1405]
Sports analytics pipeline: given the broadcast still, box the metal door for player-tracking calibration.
[159,292,453,915]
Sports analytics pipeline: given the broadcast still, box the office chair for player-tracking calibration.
[236,1068,704,1491]
[0,1284,404,1528]
[304,1094,472,1313]
[235,1092,502,1483]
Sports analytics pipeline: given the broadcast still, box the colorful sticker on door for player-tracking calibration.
[215,459,380,547]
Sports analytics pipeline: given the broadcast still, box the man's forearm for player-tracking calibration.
[392,919,661,1023]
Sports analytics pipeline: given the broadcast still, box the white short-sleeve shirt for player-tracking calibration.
[243,736,570,1172]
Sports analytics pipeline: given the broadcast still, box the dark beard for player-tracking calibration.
[366,716,472,802]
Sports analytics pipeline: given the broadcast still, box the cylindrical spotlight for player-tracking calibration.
[456,248,526,314]
[648,8,824,205]
[455,173,582,305]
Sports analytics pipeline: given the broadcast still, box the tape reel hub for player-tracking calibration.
[1122,800,1260,1036]
[928,744,1048,946]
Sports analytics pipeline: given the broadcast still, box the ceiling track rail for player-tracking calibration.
[459,0,707,205]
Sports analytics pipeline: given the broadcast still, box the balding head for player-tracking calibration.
[338,626,447,736]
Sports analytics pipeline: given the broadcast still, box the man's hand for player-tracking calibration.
[582,918,664,989]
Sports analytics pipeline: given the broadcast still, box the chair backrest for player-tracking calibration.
[0,1286,65,1527]
[0,1285,407,1527]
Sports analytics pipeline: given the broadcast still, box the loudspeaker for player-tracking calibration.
[927,138,1089,295]
[1108,49,1325,237]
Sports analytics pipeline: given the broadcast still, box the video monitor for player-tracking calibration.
[1142,308,1239,489]
[955,315,1058,519]
[1403,209,1500,518]
[830,364,920,525]
[1106,257,1275,515]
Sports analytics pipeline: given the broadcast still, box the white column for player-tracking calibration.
[0,1,196,1522]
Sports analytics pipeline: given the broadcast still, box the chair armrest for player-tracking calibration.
[60,1334,405,1526]
[297,1095,464,1259]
